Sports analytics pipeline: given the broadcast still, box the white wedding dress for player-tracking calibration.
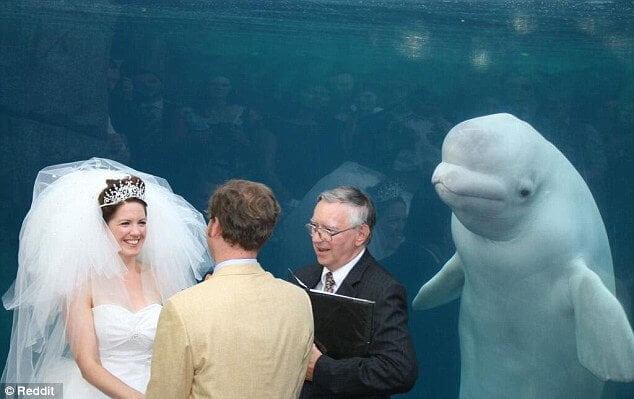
[2,159,213,395]
[47,303,162,397]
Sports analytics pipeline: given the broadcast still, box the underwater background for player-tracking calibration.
[0,0,632,397]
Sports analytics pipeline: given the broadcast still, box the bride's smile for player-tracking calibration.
[107,202,147,261]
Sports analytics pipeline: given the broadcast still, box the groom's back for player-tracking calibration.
[147,180,314,399]
[155,262,313,399]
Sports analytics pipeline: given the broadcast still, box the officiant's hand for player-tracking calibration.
[305,344,322,381]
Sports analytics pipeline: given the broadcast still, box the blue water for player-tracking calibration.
[1,0,632,397]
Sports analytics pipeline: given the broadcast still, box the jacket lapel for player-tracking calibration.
[336,250,372,298]
[296,264,323,289]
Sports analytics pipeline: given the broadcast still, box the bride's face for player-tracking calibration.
[107,201,147,262]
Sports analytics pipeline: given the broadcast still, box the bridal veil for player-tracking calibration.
[1,158,213,384]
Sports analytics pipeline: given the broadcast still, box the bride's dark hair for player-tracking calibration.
[98,175,147,222]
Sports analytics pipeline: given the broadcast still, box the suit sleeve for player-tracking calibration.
[145,300,194,399]
[312,281,418,395]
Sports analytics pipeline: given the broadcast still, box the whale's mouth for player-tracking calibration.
[434,181,505,202]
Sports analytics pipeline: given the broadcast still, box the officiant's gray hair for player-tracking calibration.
[317,186,376,240]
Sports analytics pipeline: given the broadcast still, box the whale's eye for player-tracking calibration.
[520,188,531,197]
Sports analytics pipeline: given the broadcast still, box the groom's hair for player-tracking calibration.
[207,179,281,251]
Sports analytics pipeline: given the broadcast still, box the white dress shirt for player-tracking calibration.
[315,248,365,293]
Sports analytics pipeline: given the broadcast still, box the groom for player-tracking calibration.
[146,179,314,399]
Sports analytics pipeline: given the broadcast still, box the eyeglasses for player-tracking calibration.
[304,222,360,242]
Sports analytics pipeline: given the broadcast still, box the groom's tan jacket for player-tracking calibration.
[146,263,314,399]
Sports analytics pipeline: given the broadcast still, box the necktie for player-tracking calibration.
[324,271,336,293]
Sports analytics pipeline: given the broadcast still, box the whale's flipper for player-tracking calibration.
[571,267,634,382]
[413,253,464,310]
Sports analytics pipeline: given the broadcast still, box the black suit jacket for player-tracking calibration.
[294,250,418,399]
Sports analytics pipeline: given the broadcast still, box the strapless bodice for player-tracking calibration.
[93,303,161,361]
[92,303,162,393]
[44,303,162,397]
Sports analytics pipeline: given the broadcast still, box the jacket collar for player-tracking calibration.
[211,262,264,278]
[335,250,373,297]
[301,250,374,297]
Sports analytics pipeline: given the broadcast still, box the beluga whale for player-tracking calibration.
[413,113,634,398]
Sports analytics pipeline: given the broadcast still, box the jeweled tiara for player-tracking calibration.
[99,178,146,207]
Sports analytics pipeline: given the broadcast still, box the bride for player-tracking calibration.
[1,158,212,398]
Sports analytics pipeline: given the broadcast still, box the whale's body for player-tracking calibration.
[413,113,634,398]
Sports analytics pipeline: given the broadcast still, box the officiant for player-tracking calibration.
[293,185,418,398]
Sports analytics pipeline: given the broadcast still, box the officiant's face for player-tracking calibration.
[310,201,367,271]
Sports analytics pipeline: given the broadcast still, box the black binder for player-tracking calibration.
[290,270,375,360]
